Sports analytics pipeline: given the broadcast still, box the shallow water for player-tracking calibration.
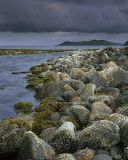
[0,52,66,119]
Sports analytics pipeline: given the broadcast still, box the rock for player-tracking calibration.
[56,153,76,160]
[121,123,128,146]
[17,131,55,160]
[89,95,112,106]
[74,148,95,160]
[124,147,128,159]
[77,120,120,150]
[63,84,77,101]
[97,150,110,156]
[40,127,57,144]
[70,68,86,82]
[101,53,111,62]
[110,146,124,160]
[104,61,118,69]
[70,105,90,126]
[0,122,25,154]
[40,79,85,101]
[80,83,96,102]
[92,154,112,160]
[51,121,76,153]
[89,102,113,121]
[95,86,120,97]
[39,70,59,83]
[51,112,60,121]
[106,113,128,128]
[57,72,71,81]
[116,105,128,116]
[91,66,128,87]
[113,91,128,108]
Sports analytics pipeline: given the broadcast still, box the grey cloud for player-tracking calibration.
[0,0,128,33]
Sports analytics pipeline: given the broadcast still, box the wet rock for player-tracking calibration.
[77,120,120,150]
[17,131,55,160]
[70,105,90,126]
[106,113,128,128]
[74,148,95,160]
[51,121,76,153]
[56,153,76,160]
[89,102,113,121]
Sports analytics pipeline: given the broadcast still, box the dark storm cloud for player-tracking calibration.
[0,0,128,33]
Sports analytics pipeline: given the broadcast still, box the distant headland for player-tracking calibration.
[58,40,122,46]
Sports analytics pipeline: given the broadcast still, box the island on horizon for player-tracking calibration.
[58,39,122,46]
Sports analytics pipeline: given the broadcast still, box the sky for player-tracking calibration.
[0,0,128,46]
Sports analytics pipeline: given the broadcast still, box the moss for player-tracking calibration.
[14,102,33,114]
[34,109,53,122]
[26,76,43,89]
[35,97,55,112]
[34,92,43,100]
[4,118,31,131]
[94,92,107,97]
[27,72,54,89]
[32,120,56,136]
[30,65,44,75]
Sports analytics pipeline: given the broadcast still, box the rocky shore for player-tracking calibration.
[0,47,128,160]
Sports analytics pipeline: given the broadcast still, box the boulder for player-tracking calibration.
[89,102,113,121]
[70,105,90,126]
[77,120,120,150]
[51,122,76,153]
[17,131,55,160]
[56,153,76,160]
[106,113,128,128]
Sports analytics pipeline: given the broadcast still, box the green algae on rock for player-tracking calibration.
[14,102,33,114]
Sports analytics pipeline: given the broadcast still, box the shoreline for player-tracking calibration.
[0,47,128,159]
[0,49,71,56]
